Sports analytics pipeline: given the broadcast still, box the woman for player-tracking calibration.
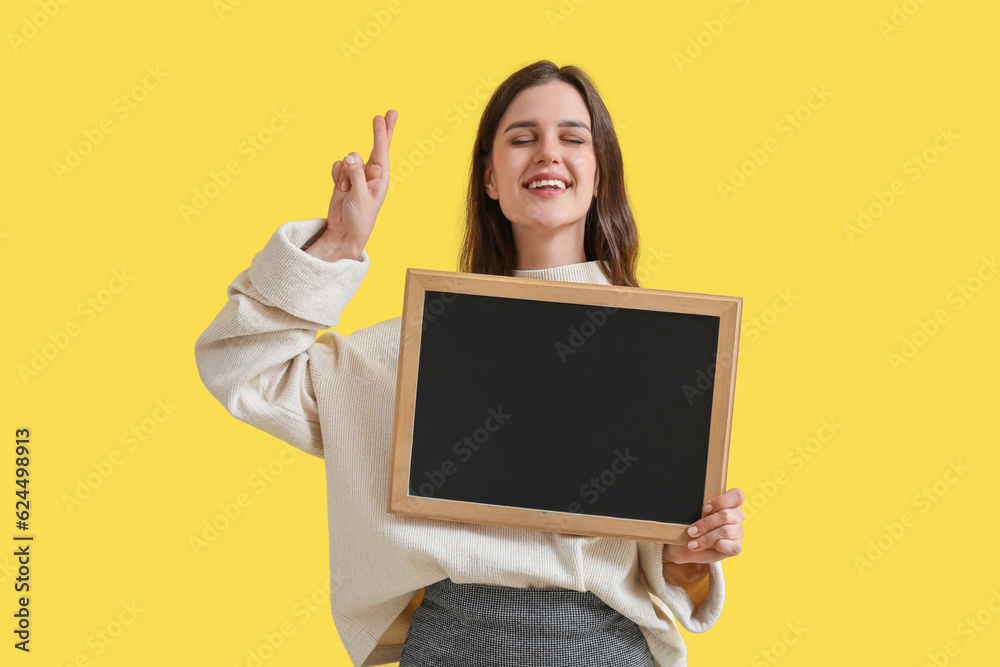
[196,60,745,666]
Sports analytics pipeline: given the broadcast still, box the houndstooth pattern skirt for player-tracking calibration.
[397,578,657,667]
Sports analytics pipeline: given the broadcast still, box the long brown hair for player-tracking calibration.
[458,60,641,287]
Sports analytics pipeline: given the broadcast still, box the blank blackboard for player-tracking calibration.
[388,268,741,544]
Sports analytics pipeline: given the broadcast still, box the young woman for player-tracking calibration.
[196,60,745,666]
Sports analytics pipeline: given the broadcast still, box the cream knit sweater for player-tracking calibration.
[194,218,726,667]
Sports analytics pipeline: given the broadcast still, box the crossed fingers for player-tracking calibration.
[331,110,398,193]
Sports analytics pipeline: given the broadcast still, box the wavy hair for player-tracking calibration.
[458,60,641,287]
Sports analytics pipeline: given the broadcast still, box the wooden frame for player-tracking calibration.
[387,268,741,544]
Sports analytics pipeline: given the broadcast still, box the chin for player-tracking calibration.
[509,211,588,230]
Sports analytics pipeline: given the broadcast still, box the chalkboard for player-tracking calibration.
[387,268,741,544]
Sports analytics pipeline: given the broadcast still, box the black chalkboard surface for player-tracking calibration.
[388,268,741,544]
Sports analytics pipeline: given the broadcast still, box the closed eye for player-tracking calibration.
[512,138,586,145]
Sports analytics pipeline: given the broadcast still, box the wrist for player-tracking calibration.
[304,229,363,262]
[662,544,686,564]
[662,559,710,585]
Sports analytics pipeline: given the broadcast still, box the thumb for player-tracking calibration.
[342,154,368,194]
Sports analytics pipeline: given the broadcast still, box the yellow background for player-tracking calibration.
[3,0,998,664]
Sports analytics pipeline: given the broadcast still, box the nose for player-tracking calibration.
[533,131,562,164]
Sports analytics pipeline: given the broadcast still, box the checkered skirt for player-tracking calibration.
[398,578,657,666]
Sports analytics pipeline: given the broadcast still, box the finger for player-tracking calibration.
[385,108,398,146]
[670,545,723,564]
[374,109,397,158]
[342,152,368,193]
[337,153,361,192]
[331,160,348,192]
[365,115,382,168]
[709,538,743,557]
[368,109,397,172]
[686,507,744,541]
[364,160,384,184]
[687,523,742,552]
[363,115,386,180]
[702,487,745,514]
[336,160,369,192]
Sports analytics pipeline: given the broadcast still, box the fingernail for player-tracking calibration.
[340,180,349,190]
[687,540,698,549]
[345,154,357,164]
[704,504,712,513]
[687,526,698,536]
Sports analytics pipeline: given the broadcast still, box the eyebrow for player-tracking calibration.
[502,120,592,134]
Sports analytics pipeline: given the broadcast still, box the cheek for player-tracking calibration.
[496,159,520,191]
[572,154,597,181]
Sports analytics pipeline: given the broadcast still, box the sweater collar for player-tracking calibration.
[511,260,612,286]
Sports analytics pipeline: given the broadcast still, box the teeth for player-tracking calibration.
[526,179,568,189]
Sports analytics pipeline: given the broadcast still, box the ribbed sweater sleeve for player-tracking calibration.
[194,218,370,458]
[639,542,725,634]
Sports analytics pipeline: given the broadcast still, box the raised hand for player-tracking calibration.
[319,110,398,259]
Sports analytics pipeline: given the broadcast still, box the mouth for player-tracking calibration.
[523,175,571,191]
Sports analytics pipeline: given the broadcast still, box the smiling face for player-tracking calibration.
[484,80,599,234]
